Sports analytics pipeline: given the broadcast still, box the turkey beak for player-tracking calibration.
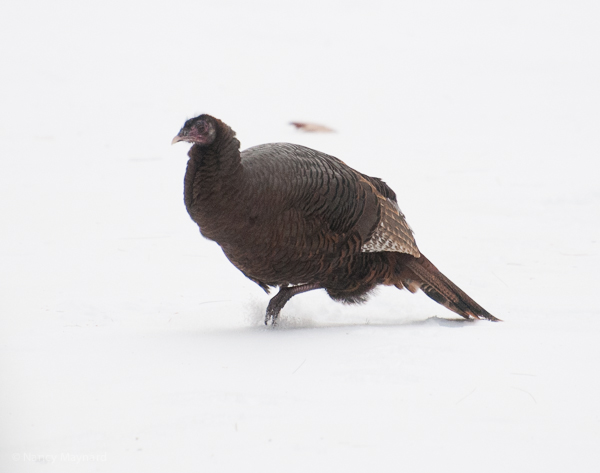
[171,134,185,145]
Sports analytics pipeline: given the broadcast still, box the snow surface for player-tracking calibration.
[1,0,599,471]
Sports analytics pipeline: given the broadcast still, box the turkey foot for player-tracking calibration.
[265,283,321,326]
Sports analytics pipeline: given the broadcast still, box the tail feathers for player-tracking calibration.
[402,255,500,322]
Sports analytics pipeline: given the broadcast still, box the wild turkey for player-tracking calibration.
[172,114,499,325]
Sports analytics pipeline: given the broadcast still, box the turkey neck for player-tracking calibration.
[183,131,243,235]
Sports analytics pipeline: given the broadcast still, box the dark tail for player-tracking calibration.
[399,254,500,321]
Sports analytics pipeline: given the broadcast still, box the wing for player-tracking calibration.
[356,174,420,257]
[242,143,419,258]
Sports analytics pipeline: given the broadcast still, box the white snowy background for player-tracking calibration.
[1,0,599,471]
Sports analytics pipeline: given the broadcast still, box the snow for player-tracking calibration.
[1,0,599,471]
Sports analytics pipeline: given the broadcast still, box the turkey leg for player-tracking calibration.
[265,283,321,326]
